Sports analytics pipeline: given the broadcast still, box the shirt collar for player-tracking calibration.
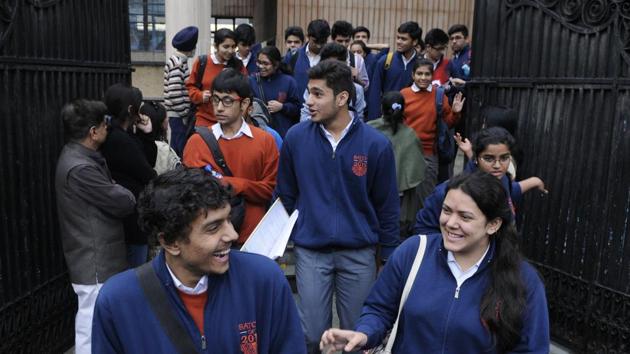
[447,244,490,273]
[236,51,251,63]
[319,115,355,140]
[401,50,417,67]
[211,119,253,140]
[211,53,225,65]
[165,262,208,295]
[411,82,433,92]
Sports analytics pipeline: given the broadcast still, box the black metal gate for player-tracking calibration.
[470,1,630,352]
[0,1,131,352]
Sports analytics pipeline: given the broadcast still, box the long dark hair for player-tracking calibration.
[103,83,142,127]
[381,91,405,134]
[214,28,243,71]
[257,46,292,75]
[140,100,167,141]
[447,171,526,353]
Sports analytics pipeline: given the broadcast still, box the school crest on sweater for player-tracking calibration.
[352,154,368,176]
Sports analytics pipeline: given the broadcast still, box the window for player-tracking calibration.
[210,17,252,44]
[129,0,165,52]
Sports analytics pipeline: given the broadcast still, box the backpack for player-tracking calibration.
[184,55,208,140]
[384,51,394,70]
[434,86,457,163]
[252,73,276,129]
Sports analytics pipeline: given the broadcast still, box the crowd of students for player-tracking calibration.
[55,18,551,354]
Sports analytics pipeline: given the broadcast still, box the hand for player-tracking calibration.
[202,90,211,103]
[454,132,472,159]
[320,328,368,354]
[135,113,153,134]
[450,78,466,87]
[452,92,466,113]
[267,100,283,113]
[533,177,549,194]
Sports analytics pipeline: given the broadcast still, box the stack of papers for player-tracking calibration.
[240,198,298,260]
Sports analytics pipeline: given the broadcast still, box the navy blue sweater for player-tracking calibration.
[282,44,312,104]
[413,175,522,235]
[92,250,305,354]
[248,71,300,138]
[276,118,400,259]
[367,51,416,120]
[355,235,550,353]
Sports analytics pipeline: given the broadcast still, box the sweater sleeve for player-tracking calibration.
[508,264,550,353]
[275,135,298,213]
[441,92,460,127]
[370,143,401,260]
[222,135,279,204]
[412,182,446,235]
[185,57,204,105]
[367,57,385,120]
[354,236,419,349]
[92,290,124,354]
[182,134,215,168]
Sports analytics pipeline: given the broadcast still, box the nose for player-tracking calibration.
[222,220,239,243]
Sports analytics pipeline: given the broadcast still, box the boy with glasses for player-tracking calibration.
[182,69,279,245]
[423,28,451,86]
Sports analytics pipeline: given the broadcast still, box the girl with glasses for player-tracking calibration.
[413,126,547,235]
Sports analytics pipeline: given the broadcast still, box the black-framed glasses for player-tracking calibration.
[479,154,511,164]
[211,95,242,107]
[429,45,447,52]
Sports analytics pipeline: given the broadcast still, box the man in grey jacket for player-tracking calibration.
[55,99,136,354]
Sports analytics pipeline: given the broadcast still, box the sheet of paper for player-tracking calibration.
[270,209,299,259]
[241,198,294,259]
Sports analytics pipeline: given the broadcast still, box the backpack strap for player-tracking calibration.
[255,73,267,102]
[384,51,394,70]
[135,263,200,354]
[194,126,234,176]
[435,86,445,124]
[289,50,299,73]
[349,51,355,68]
[196,55,208,89]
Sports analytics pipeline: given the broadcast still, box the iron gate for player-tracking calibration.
[469,1,630,352]
[0,1,131,352]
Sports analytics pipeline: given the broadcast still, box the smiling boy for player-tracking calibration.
[92,168,305,354]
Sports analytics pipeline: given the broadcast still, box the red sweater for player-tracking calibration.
[182,125,279,243]
[400,87,460,156]
[177,290,208,334]
[186,57,247,127]
[432,56,450,86]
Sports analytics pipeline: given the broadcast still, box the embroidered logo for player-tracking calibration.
[352,154,368,177]
[239,321,258,354]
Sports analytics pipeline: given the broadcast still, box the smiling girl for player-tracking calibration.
[186,28,247,127]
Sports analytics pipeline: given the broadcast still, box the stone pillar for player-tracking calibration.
[165,0,212,60]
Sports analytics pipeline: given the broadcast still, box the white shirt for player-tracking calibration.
[411,82,433,93]
[319,116,354,152]
[306,43,321,67]
[447,244,490,290]
[236,51,252,68]
[165,263,208,295]
[210,53,225,65]
[402,50,417,70]
[211,119,253,140]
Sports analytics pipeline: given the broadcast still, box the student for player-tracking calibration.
[367,21,422,120]
[414,127,547,235]
[164,26,198,156]
[55,99,136,354]
[401,58,464,202]
[447,24,472,83]
[186,28,245,127]
[283,19,330,104]
[235,23,261,75]
[423,28,450,86]
[140,101,181,175]
[249,45,300,138]
[92,168,305,354]
[367,91,425,237]
[183,68,278,245]
[320,171,550,354]
[284,25,305,56]
[300,43,366,121]
[331,20,369,89]
[101,84,157,268]
[276,60,400,354]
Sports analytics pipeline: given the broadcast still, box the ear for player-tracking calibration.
[486,217,503,236]
[336,91,349,107]
[159,233,182,256]
[240,97,251,111]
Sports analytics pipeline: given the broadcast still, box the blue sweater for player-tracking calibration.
[447,44,471,81]
[413,175,522,235]
[92,251,305,354]
[282,44,312,104]
[355,235,550,353]
[249,71,300,138]
[276,118,400,259]
[243,42,262,75]
[367,51,416,120]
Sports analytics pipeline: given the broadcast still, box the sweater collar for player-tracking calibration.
[438,235,496,273]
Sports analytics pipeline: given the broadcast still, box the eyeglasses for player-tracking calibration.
[429,45,447,52]
[479,154,511,164]
[211,95,242,107]
[256,60,273,67]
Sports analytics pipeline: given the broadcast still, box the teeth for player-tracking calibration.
[213,249,230,257]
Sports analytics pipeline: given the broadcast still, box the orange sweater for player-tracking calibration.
[182,125,279,243]
[186,57,248,127]
[400,87,460,156]
[177,290,208,334]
